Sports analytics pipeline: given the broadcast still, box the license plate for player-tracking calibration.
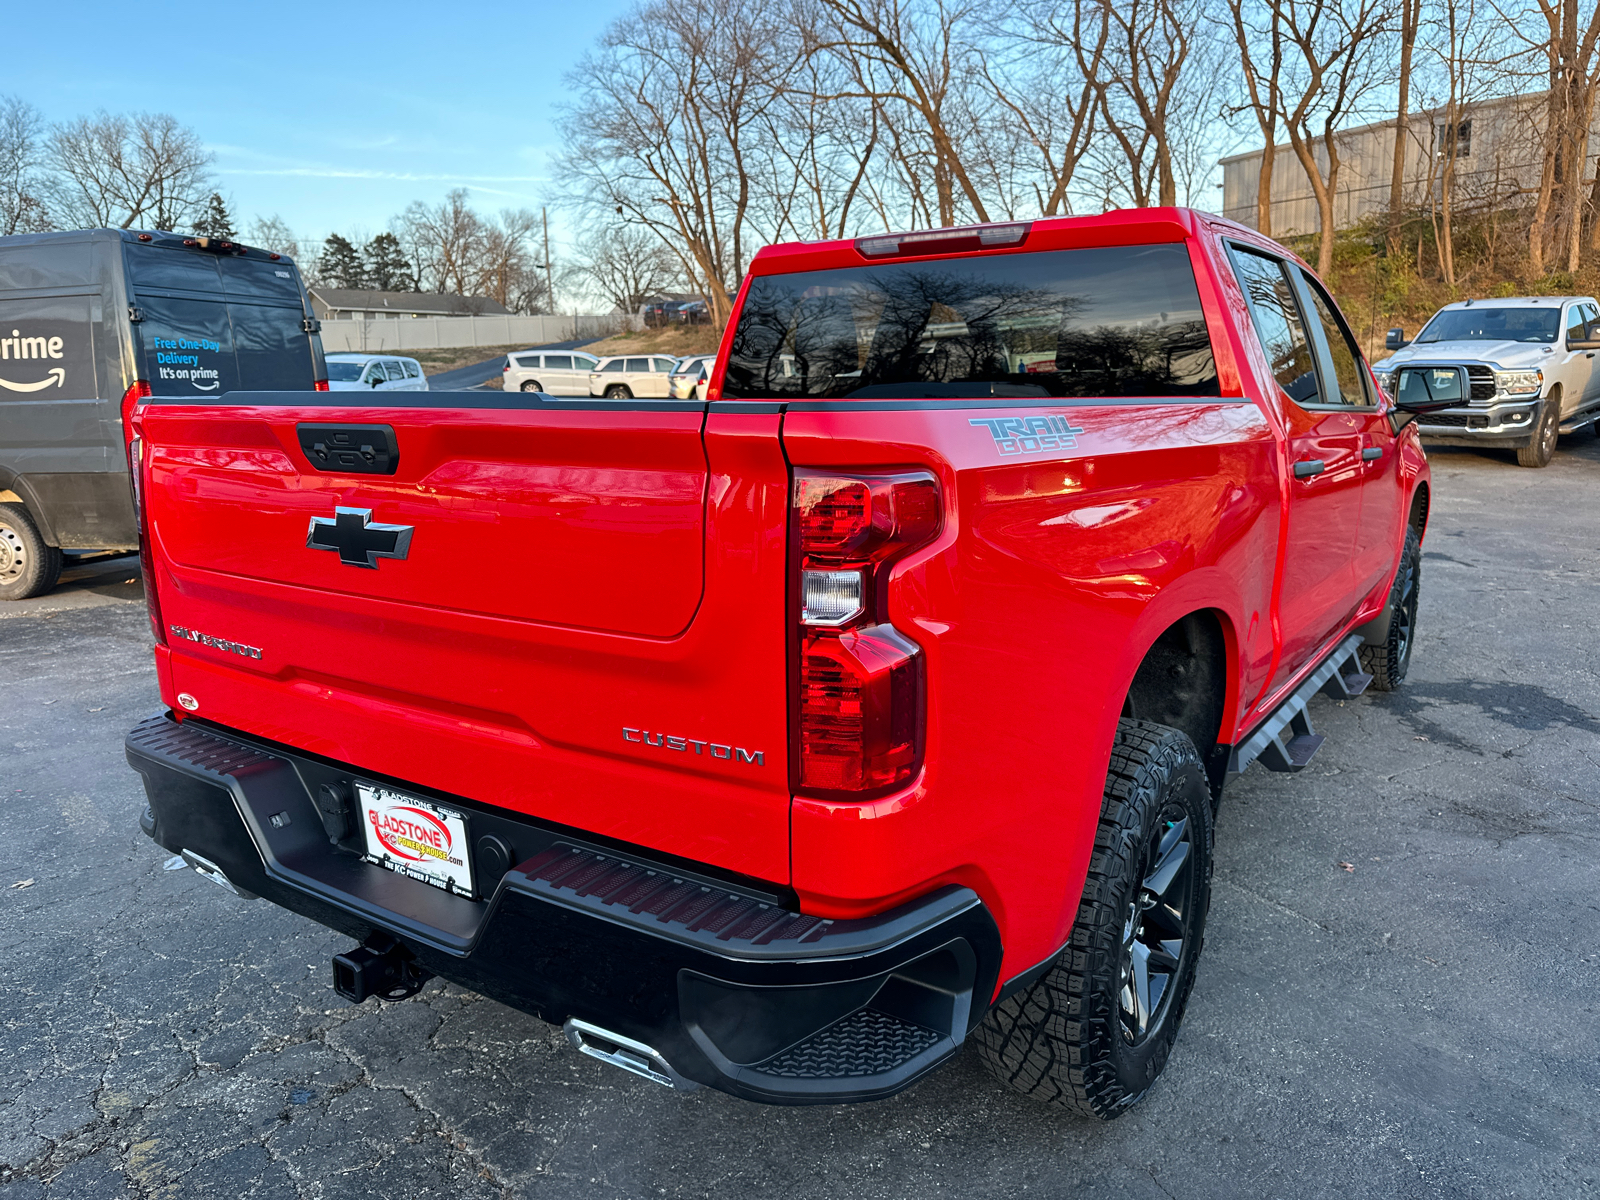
[358,783,474,898]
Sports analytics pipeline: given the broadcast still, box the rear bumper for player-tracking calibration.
[126,713,1002,1105]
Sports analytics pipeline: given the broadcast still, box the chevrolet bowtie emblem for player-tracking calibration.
[306,507,413,568]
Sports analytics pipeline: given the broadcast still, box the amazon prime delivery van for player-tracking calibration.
[0,228,325,599]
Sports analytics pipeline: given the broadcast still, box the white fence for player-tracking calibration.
[318,312,641,353]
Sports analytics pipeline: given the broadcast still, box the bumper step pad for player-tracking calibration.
[126,713,1003,1105]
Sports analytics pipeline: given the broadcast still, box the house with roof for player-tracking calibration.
[308,288,512,321]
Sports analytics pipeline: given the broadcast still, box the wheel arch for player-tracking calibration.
[0,465,59,546]
[1408,480,1430,540]
[1119,608,1233,794]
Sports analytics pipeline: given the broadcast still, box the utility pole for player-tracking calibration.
[542,207,555,316]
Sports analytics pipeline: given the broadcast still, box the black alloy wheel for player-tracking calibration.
[1360,525,1421,690]
[975,720,1214,1118]
[1119,808,1197,1047]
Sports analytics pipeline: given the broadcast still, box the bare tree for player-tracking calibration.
[980,0,1104,217]
[810,0,992,225]
[1092,0,1202,207]
[562,0,788,326]
[396,190,485,296]
[577,223,681,312]
[1520,0,1600,272]
[47,112,213,230]
[0,96,49,235]
[1275,0,1394,275]
[244,215,316,274]
[1387,0,1423,252]
[1223,0,1286,234]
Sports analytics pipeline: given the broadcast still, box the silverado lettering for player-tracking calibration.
[128,208,1430,1117]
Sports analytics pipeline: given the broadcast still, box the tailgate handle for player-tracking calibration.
[297,423,399,475]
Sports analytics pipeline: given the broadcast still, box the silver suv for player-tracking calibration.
[1374,297,1600,467]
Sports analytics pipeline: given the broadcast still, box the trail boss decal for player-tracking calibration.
[970,415,1085,457]
[623,727,765,766]
[358,784,473,896]
[0,328,68,393]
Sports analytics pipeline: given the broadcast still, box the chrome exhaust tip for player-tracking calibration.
[180,849,258,899]
[563,1018,698,1091]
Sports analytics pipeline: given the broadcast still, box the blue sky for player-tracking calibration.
[10,0,635,256]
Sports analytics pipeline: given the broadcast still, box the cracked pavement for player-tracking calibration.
[2,438,1599,1199]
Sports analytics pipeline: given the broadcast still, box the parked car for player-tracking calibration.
[669,355,713,399]
[325,354,427,392]
[0,227,323,600]
[676,300,709,325]
[126,208,1434,1118]
[501,349,600,395]
[587,355,678,398]
[1374,296,1600,467]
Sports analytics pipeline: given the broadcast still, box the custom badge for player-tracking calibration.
[969,415,1085,457]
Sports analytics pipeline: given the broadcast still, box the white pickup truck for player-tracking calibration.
[1374,296,1600,467]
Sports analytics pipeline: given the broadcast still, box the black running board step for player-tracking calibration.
[1229,635,1364,777]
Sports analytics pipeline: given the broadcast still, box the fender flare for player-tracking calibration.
[0,465,59,546]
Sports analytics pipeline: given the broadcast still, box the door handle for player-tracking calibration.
[1293,459,1325,478]
[1361,447,1384,461]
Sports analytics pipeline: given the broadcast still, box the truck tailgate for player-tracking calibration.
[141,397,793,883]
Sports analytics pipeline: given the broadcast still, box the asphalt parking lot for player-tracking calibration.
[3,436,1598,1200]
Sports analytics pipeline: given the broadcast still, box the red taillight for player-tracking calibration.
[792,469,942,797]
[120,381,152,459]
[313,379,330,391]
[799,625,924,792]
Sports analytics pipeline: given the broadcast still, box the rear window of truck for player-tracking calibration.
[723,243,1217,400]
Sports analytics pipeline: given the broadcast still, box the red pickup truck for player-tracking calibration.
[126,208,1437,1118]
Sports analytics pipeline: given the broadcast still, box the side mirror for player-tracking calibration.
[369,376,383,387]
[1390,366,1464,414]
[1385,328,1408,351]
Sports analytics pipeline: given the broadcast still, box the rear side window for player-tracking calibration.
[544,354,572,369]
[1231,250,1320,406]
[723,243,1217,399]
[575,354,599,370]
[651,357,676,372]
[1300,274,1369,407]
[626,358,649,372]
[601,359,623,373]
[383,360,405,381]
[403,359,420,378]
[515,354,541,368]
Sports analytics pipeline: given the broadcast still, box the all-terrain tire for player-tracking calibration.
[975,719,1214,1119]
[1517,391,1559,467]
[520,380,542,392]
[604,384,633,400]
[0,503,62,601]
[1358,525,1421,691]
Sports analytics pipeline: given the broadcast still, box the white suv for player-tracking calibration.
[503,349,600,395]
[669,355,714,399]
[588,355,678,399]
[325,354,428,392]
